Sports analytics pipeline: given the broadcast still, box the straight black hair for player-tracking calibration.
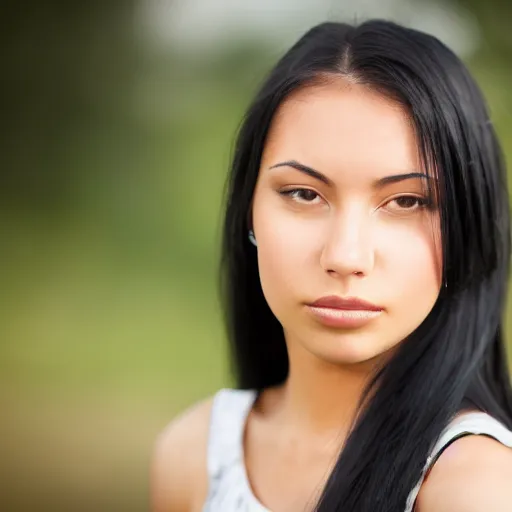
[220,19,512,511]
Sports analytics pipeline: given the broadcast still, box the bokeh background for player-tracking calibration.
[1,0,511,510]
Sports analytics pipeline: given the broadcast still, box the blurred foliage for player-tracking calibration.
[0,0,511,510]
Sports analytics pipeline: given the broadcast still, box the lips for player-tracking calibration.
[309,295,382,311]
[306,295,383,329]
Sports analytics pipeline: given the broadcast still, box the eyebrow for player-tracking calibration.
[269,160,333,186]
[268,160,431,188]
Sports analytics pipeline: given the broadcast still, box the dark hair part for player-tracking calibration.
[219,19,512,511]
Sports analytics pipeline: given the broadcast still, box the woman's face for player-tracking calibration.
[251,81,442,366]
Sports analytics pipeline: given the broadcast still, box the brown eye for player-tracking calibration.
[384,195,431,214]
[394,196,422,209]
[279,188,321,204]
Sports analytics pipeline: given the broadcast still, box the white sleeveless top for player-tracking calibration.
[202,388,512,512]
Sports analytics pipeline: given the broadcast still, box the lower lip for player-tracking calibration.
[307,306,382,328]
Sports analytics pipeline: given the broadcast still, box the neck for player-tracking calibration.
[271,337,377,438]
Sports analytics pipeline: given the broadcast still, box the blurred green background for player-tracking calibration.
[1,0,511,510]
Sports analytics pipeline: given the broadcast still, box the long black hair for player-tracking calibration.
[219,19,512,511]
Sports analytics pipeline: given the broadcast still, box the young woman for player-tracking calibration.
[152,19,512,512]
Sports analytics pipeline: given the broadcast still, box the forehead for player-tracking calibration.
[262,81,420,178]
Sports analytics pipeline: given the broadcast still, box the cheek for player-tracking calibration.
[253,206,321,318]
[253,188,315,308]
[256,227,312,316]
[380,218,442,303]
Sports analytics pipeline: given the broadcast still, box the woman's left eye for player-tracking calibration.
[385,195,429,211]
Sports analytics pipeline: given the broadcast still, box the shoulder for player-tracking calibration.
[150,395,215,512]
[417,434,512,512]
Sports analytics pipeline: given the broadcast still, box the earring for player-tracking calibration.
[248,229,257,247]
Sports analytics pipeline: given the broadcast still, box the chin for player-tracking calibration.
[307,332,397,367]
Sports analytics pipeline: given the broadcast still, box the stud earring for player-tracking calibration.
[248,229,257,247]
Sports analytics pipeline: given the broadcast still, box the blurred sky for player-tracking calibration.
[138,0,480,58]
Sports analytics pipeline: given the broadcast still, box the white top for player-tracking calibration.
[202,388,512,512]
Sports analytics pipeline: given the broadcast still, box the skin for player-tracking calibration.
[151,80,512,511]
[250,80,442,435]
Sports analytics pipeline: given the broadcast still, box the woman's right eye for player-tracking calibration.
[279,188,321,204]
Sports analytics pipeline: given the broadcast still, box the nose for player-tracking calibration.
[319,206,375,278]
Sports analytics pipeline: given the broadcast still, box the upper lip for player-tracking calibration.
[309,295,382,311]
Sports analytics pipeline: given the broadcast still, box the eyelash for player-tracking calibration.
[279,188,321,203]
[278,188,433,211]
